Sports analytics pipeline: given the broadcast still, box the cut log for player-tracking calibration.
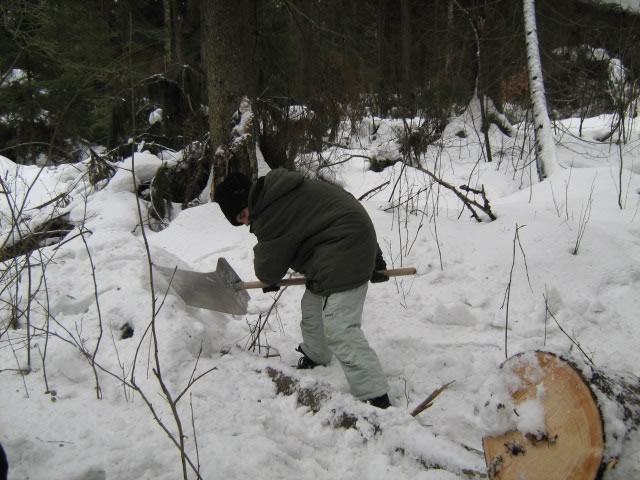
[482,351,604,480]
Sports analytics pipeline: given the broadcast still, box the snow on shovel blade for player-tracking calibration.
[153,258,250,315]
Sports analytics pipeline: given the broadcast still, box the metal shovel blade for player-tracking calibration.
[153,258,250,315]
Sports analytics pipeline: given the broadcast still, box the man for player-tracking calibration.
[214,169,391,409]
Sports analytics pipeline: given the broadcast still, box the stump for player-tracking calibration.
[482,351,604,480]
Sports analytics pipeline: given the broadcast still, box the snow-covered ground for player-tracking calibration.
[1,106,639,479]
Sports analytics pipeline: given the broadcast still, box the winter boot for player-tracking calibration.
[295,346,319,370]
[367,393,391,409]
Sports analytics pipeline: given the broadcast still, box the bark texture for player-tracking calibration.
[523,0,557,181]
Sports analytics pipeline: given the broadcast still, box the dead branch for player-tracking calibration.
[501,224,530,358]
[415,165,496,221]
[358,181,391,201]
[410,380,456,417]
[543,293,595,366]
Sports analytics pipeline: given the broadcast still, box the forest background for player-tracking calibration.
[2,1,640,479]
[1,0,639,178]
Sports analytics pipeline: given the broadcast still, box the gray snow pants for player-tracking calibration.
[299,282,389,400]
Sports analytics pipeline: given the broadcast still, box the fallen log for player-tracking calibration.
[481,351,604,480]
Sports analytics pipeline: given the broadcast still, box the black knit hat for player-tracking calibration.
[214,172,252,226]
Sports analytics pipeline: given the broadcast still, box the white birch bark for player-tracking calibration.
[523,0,557,180]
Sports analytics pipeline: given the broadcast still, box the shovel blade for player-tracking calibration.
[153,258,250,315]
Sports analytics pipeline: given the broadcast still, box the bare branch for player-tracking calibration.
[410,380,456,417]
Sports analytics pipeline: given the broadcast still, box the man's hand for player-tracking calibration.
[371,244,389,283]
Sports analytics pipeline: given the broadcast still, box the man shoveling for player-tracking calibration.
[214,169,391,409]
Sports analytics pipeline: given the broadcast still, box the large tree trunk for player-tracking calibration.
[482,352,604,480]
[444,0,454,78]
[400,0,412,106]
[162,0,185,65]
[523,0,557,181]
[163,0,172,63]
[200,0,258,186]
[376,0,391,113]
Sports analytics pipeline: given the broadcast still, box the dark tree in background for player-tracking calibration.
[0,1,119,163]
[201,0,258,184]
[0,0,205,164]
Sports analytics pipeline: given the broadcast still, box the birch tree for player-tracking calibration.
[523,0,557,181]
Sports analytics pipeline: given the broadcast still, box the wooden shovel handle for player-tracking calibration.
[237,267,417,290]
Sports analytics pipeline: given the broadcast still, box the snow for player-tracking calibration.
[583,0,640,13]
[0,69,27,88]
[149,108,163,125]
[1,109,640,479]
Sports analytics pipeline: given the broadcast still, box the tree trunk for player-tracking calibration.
[377,0,391,111]
[400,0,412,106]
[200,0,258,185]
[162,0,185,64]
[295,0,314,101]
[482,352,604,480]
[444,0,454,77]
[523,0,556,181]
[163,0,172,63]
[171,0,184,65]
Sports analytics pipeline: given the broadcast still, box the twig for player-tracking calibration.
[414,165,496,221]
[543,293,594,366]
[358,181,390,201]
[189,393,201,476]
[247,286,288,354]
[2,332,30,397]
[79,225,104,399]
[572,178,595,255]
[37,249,53,394]
[410,380,455,417]
[432,213,444,271]
[501,224,530,358]
[174,346,218,405]
[27,322,133,390]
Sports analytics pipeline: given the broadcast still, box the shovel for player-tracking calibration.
[153,257,416,315]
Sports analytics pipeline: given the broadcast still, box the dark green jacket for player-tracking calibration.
[248,169,377,295]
